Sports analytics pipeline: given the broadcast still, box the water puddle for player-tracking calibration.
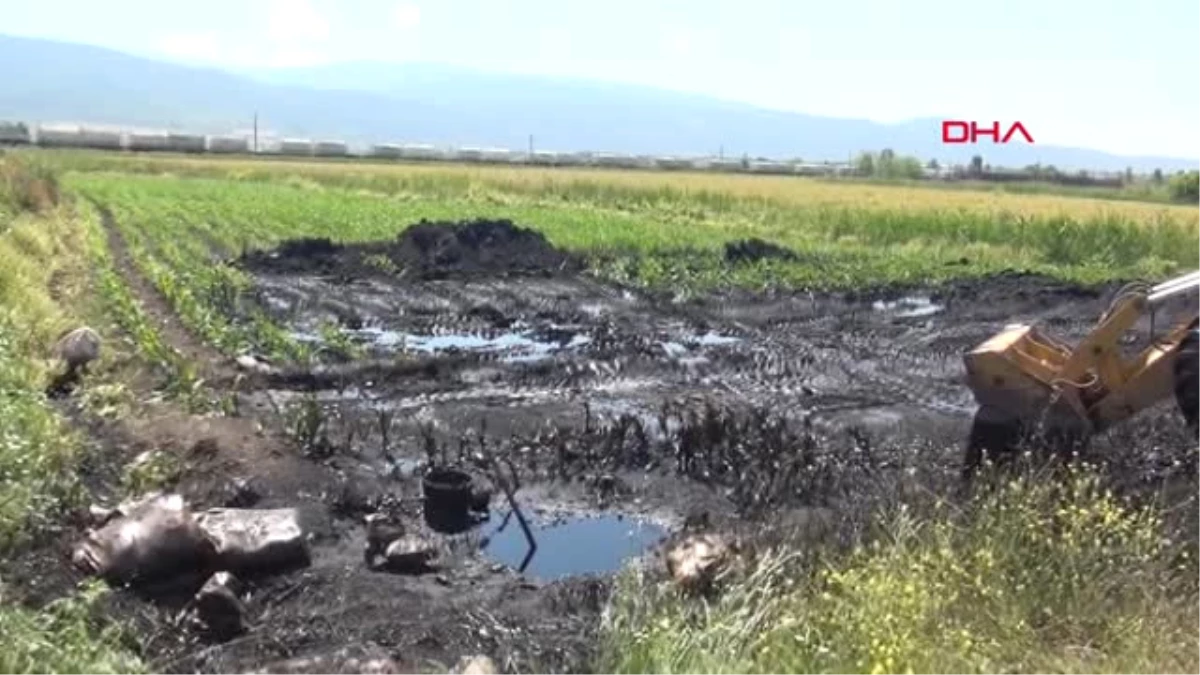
[872,295,944,318]
[479,511,667,581]
[690,331,742,347]
[293,325,594,362]
[659,331,739,364]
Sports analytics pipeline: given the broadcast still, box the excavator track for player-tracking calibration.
[1175,327,1199,430]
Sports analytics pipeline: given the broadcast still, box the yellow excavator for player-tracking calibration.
[961,270,1200,479]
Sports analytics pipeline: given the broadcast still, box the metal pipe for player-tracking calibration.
[1151,270,1200,295]
[1148,271,1200,305]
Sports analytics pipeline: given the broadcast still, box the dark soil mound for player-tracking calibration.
[392,219,583,279]
[724,238,798,264]
[240,237,346,275]
[238,219,584,280]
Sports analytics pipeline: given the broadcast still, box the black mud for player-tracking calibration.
[8,220,1197,674]
[239,219,585,281]
[724,237,798,264]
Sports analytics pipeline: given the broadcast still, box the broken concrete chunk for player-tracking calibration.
[665,533,732,593]
[193,571,246,640]
[72,492,216,585]
[380,534,438,574]
[196,508,310,575]
[456,654,499,675]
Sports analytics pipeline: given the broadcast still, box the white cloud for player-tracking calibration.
[662,30,693,57]
[262,47,331,68]
[155,32,223,63]
[392,2,421,31]
[154,31,329,69]
[266,0,330,43]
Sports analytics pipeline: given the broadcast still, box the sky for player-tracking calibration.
[3,0,1198,159]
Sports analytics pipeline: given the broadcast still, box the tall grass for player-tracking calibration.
[0,156,145,673]
[601,467,1199,674]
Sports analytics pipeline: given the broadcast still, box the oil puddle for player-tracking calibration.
[660,331,741,363]
[479,511,667,581]
[873,295,944,318]
[294,325,594,362]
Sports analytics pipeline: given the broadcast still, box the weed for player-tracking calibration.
[600,465,1199,674]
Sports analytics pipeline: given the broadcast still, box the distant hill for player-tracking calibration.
[1,33,1196,172]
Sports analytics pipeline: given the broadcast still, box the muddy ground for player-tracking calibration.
[5,218,1197,674]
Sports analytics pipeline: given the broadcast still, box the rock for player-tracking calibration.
[193,571,246,640]
[664,533,732,593]
[456,655,499,675]
[381,534,438,574]
[55,326,101,374]
[196,508,310,575]
[363,512,407,567]
[72,492,217,585]
[235,354,274,374]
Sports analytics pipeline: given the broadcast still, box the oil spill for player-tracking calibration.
[295,324,595,362]
[873,295,945,318]
[478,511,668,581]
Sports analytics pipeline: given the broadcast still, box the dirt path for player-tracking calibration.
[92,200,239,388]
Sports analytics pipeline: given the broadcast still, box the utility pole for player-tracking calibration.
[528,134,534,157]
[253,111,258,152]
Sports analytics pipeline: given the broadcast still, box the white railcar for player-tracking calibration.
[127,131,170,152]
[314,140,348,157]
[655,157,692,170]
[528,150,562,166]
[747,161,791,174]
[399,144,441,160]
[455,146,483,162]
[208,136,250,154]
[77,127,124,150]
[279,138,314,156]
[166,133,206,153]
[371,144,403,159]
[478,147,512,163]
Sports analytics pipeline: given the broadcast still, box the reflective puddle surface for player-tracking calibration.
[478,511,668,581]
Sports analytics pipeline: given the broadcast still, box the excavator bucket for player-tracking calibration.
[960,270,1200,480]
[963,323,1086,429]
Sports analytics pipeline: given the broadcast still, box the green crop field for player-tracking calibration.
[1,149,1197,674]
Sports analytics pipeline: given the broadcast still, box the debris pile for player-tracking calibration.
[72,492,217,585]
[363,512,439,574]
[73,493,309,584]
[72,492,310,642]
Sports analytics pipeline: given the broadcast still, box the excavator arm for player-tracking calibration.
[961,270,1200,476]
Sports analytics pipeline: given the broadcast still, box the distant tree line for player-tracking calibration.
[844,148,1198,203]
[1167,170,1199,202]
[853,148,924,179]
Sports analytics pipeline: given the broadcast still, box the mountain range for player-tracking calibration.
[1,33,1195,173]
